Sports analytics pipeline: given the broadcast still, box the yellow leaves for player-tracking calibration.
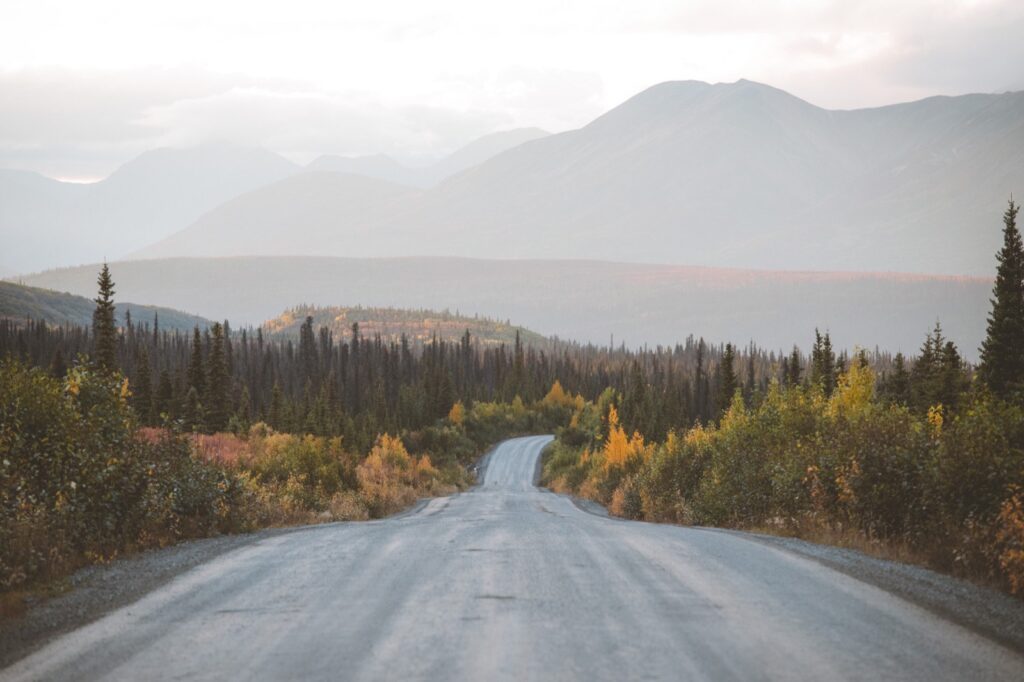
[542,380,575,409]
[447,400,465,426]
[120,377,131,402]
[827,361,875,419]
[601,405,647,471]
[927,405,944,436]
[997,486,1024,594]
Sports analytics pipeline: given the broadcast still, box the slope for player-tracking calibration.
[0,280,211,330]
[15,256,992,359]
[136,80,1024,275]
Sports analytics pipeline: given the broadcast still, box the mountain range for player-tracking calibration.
[134,79,1024,275]
[0,129,548,274]
[17,256,992,360]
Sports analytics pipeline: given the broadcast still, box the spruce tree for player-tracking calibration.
[133,345,154,425]
[49,348,67,378]
[979,199,1024,401]
[92,263,118,373]
[156,370,174,421]
[716,343,738,418]
[884,352,911,406]
[204,322,230,432]
[187,326,206,397]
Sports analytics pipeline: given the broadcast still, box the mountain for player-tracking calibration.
[305,127,550,188]
[0,144,300,274]
[141,173,418,257]
[137,80,1024,275]
[265,305,548,347]
[15,256,992,359]
[0,280,211,330]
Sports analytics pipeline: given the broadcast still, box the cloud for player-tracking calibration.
[136,86,512,162]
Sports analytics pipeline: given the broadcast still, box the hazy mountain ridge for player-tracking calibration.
[306,128,550,188]
[0,145,300,274]
[135,80,1024,275]
[14,256,992,359]
[1,129,551,274]
[0,280,211,330]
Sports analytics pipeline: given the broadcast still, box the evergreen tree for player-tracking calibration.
[92,263,118,373]
[810,329,836,396]
[49,348,67,378]
[183,386,204,432]
[882,352,911,406]
[155,370,174,421]
[979,199,1024,401]
[716,343,738,418]
[133,345,154,425]
[786,346,802,387]
[204,322,230,432]
[269,382,284,429]
[187,326,206,397]
[298,315,318,388]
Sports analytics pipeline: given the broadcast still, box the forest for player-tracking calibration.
[2,200,1023,598]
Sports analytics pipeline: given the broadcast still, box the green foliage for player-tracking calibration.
[544,363,1024,591]
[979,199,1024,402]
[92,264,118,373]
[0,358,246,591]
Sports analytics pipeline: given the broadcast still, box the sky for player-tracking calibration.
[2,0,1023,181]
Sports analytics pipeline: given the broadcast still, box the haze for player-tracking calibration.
[2,0,1023,180]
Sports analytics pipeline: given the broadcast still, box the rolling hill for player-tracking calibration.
[264,305,548,346]
[134,80,1024,276]
[0,280,211,330]
[14,256,993,359]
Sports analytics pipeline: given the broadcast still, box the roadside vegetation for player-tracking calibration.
[2,199,1022,602]
[544,200,1024,594]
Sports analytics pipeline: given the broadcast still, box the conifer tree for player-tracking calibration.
[183,386,204,432]
[156,370,174,421]
[92,263,118,373]
[979,199,1024,401]
[810,329,836,396]
[187,326,206,397]
[204,322,230,432]
[133,345,153,425]
[883,352,911,405]
[49,348,67,378]
[786,346,802,387]
[716,343,738,418]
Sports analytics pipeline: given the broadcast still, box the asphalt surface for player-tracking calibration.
[4,435,1024,681]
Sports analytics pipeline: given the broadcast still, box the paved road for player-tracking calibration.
[4,435,1024,681]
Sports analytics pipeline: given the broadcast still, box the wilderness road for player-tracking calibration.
[3,435,1024,681]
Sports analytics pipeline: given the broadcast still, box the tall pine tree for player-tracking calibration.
[92,263,118,373]
[204,322,230,432]
[979,199,1024,401]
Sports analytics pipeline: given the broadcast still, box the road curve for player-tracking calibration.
[4,435,1023,681]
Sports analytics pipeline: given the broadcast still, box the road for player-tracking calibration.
[4,435,1024,681]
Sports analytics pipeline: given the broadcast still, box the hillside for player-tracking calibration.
[306,127,549,188]
[134,80,1024,276]
[1,144,299,274]
[0,280,211,330]
[265,305,547,346]
[16,256,992,359]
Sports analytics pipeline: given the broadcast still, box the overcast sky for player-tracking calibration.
[2,0,1023,181]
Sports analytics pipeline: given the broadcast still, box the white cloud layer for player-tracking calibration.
[1,0,1022,178]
